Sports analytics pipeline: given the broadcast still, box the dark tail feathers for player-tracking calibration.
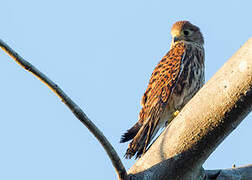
[124,123,149,159]
[120,122,141,143]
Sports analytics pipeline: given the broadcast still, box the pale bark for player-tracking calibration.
[1,37,252,180]
[127,38,252,179]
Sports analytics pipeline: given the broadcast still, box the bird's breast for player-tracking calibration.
[169,45,204,112]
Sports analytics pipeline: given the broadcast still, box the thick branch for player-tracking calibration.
[205,164,252,180]
[128,38,252,179]
[0,39,127,180]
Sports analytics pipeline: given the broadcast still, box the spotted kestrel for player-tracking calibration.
[120,21,205,159]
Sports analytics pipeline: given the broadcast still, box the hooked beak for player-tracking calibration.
[173,36,180,43]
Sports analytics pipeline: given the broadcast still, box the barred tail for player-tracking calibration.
[122,103,164,159]
[124,123,150,159]
[123,114,162,158]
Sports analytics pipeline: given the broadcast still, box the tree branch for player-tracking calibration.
[2,36,252,180]
[127,38,252,179]
[0,39,127,180]
[205,164,252,180]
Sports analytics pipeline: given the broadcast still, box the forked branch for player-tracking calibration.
[2,37,252,180]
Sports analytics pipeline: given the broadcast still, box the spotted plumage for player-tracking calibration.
[120,21,205,159]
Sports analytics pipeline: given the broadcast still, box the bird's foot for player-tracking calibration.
[173,110,180,117]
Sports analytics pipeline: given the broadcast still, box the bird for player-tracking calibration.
[120,21,205,159]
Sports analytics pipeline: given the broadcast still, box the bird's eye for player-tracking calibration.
[183,30,190,36]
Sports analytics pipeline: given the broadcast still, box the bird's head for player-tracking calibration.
[170,21,204,47]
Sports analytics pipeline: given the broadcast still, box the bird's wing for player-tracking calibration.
[126,42,187,158]
[141,44,185,108]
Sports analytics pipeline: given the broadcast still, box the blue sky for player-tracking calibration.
[1,0,252,179]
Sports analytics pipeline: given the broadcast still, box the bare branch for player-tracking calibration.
[0,39,127,180]
[205,164,252,180]
[128,38,252,179]
[2,36,252,180]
